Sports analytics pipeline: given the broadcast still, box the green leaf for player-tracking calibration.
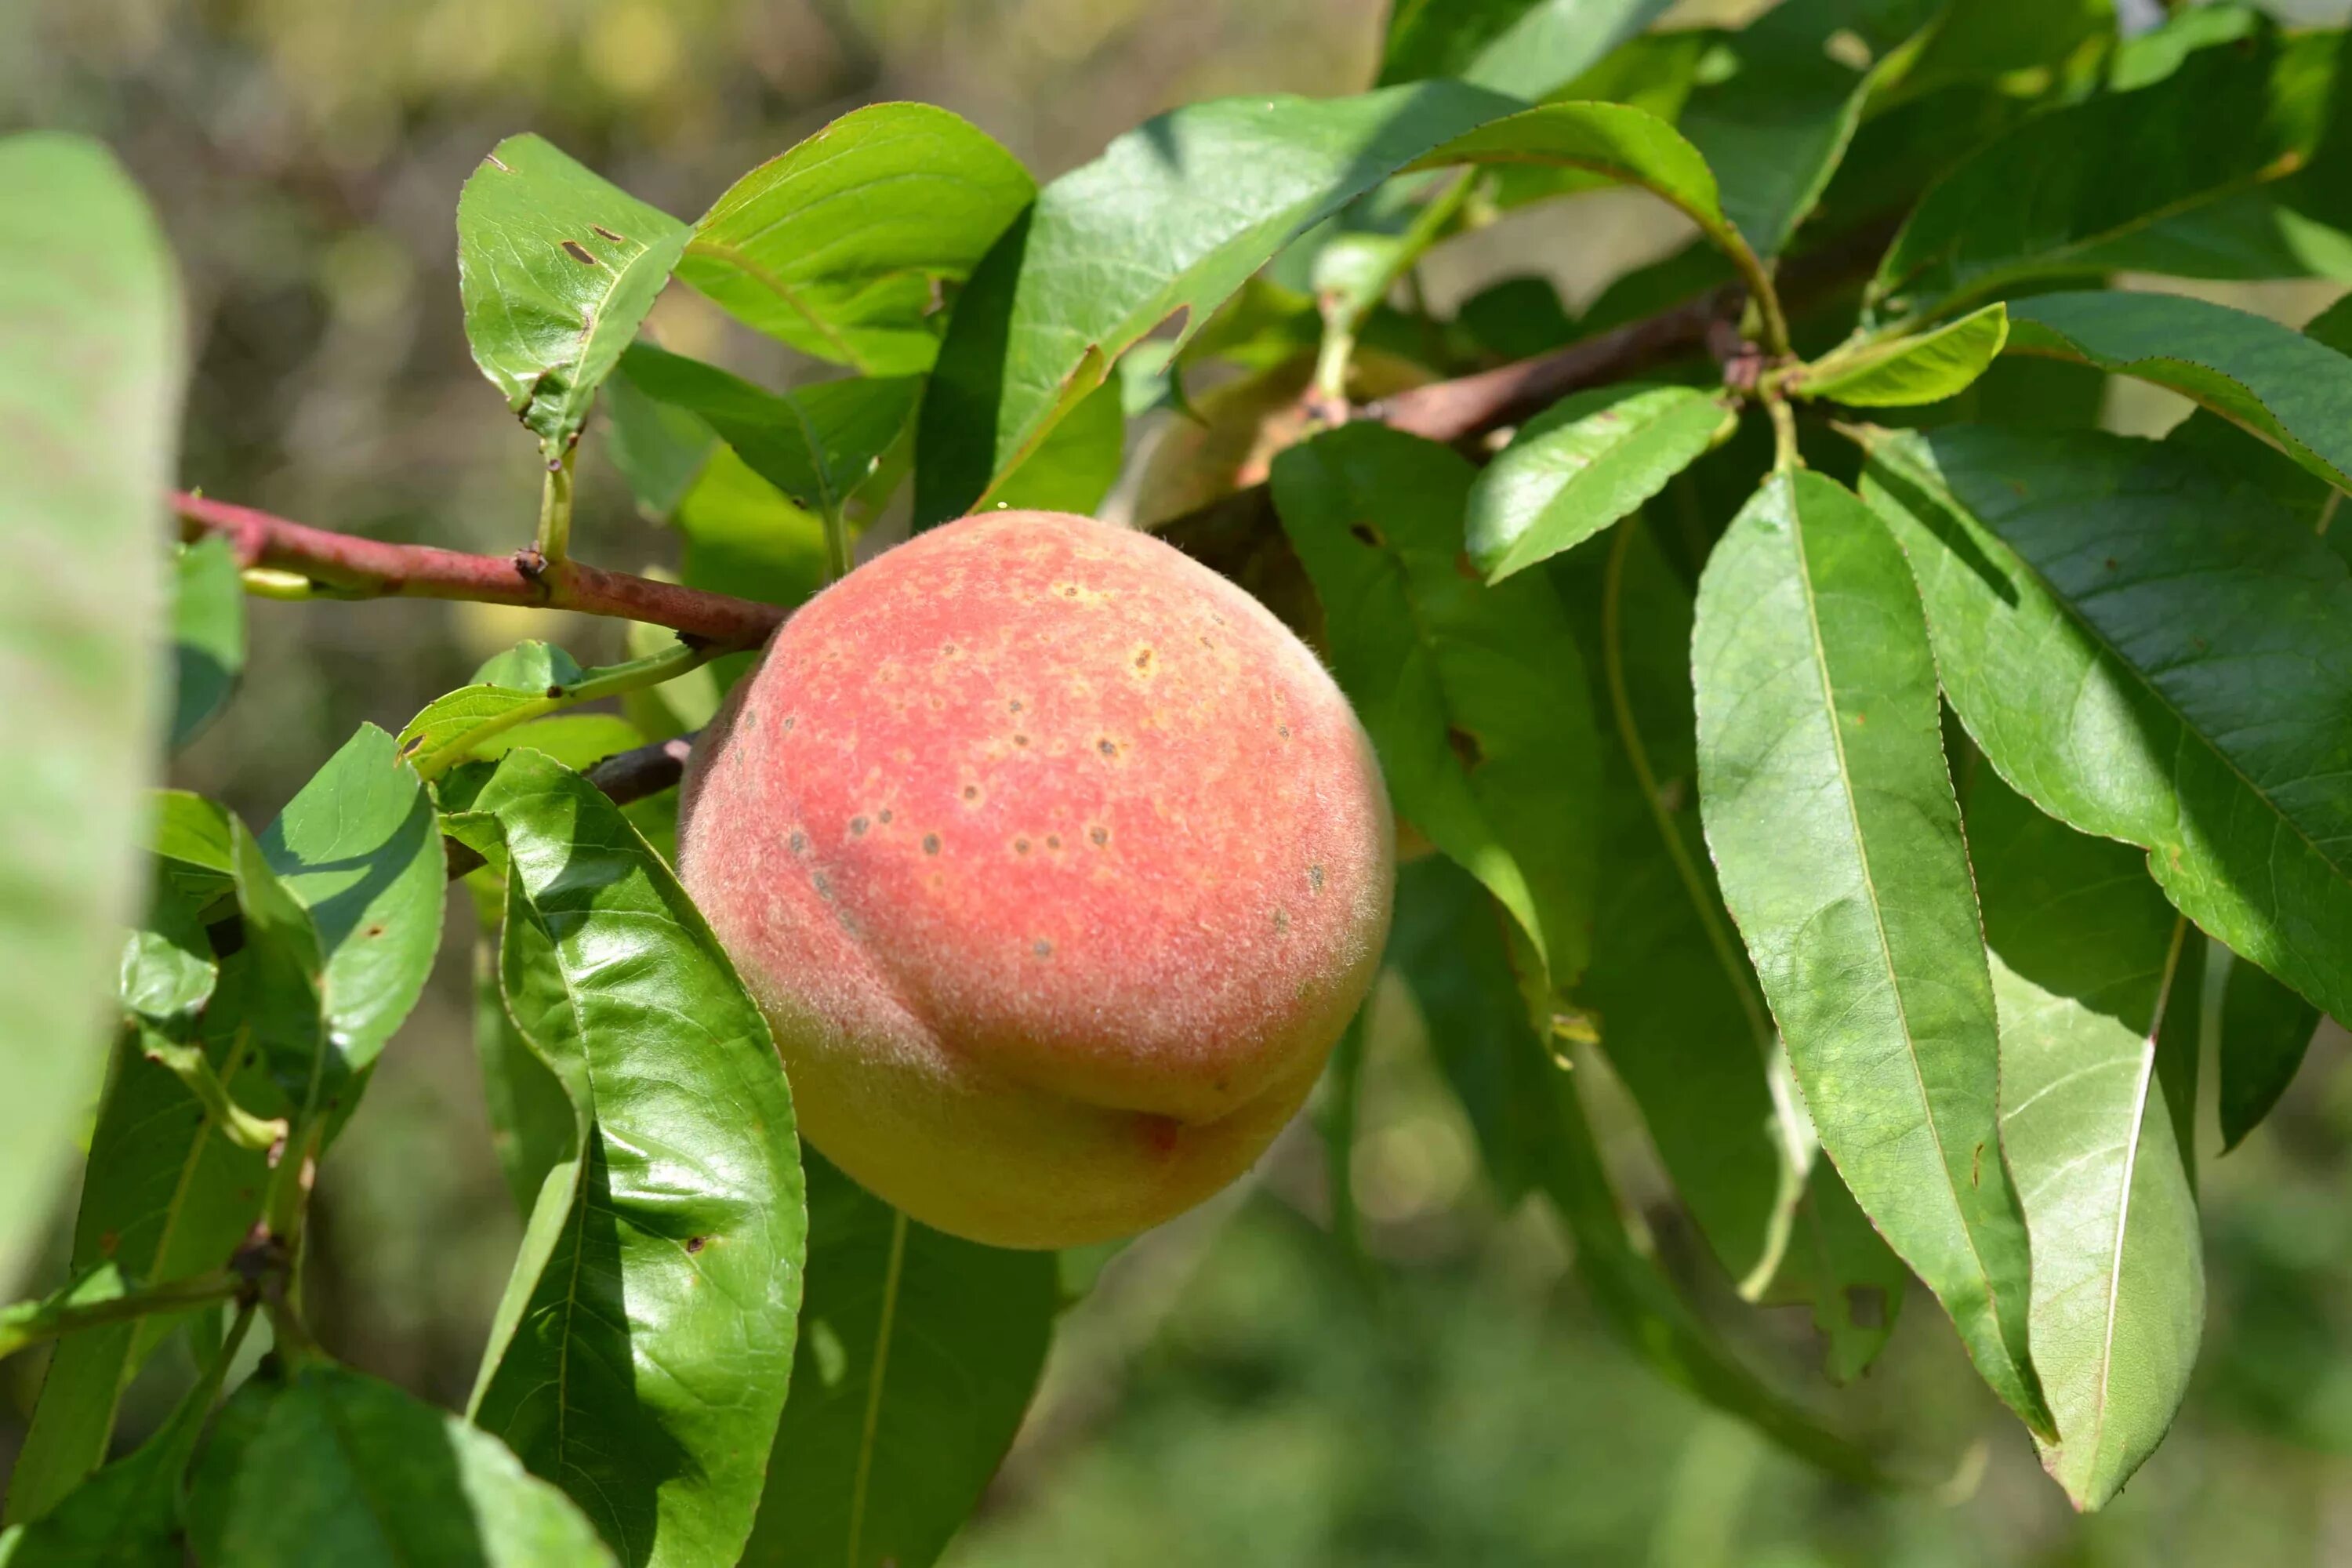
[0,132,181,1290]
[474,641,585,690]
[8,804,319,1524]
[476,713,647,771]
[2007,289,2352,491]
[169,536,243,749]
[614,345,919,521]
[1678,2,1941,257]
[740,1154,1057,1568]
[1859,426,2352,1032]
[1377,0,1674,100]
[667,448,832,612]
[918,86,1755,521]
[187,1365,618,1567]
[260,724,443,1074]
[1388,855,1883,1484]
[1554,521,1906,1373]
[1867,29,2332,323]
[466,880,576,1218]
[982,377,1124,517]
[1797,303,2010,408]
[400,643,697,779]
[1465,383,1730,582]
[0,1305,250,1566]
[1272,424,1599,984]
[449,749,804,1568]
[2216,948,2323,1152]
[1968,771,2202,1511]
[456,134,689,454]
[1693,469,2050,1436]
[678,103,1035,376]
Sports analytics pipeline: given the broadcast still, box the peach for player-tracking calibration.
[678,510,1393,1248]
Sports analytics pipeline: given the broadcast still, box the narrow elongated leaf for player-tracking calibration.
[614,345,918,519]
[1378,0,1674,100]
[467,878,575,1217]
[1860,426,2352,1029]
[1465,384,1730,582]
[6,792,327,1525]
[1969,771,2202,1510]
[447,750,804,1568]
[169,535,243,749]
[260,724,441,1074]
[1867,30,2332,322]
[187,1365,618,1568]
[0,133,180,1290]
[1555,521,1907,1370]
[1388,855,1883,1483]
[1693,470,2049,1435]
[2008,290,2352,491]
[1273,424,1599,983]
[741,1153,1056,1568]
[679,103,1033,376]
[2216,949,2324,1152]
[1678,1,1940,257]
[457,135,689,453]
[1798,303,2009,408]
[919,88,1752,521]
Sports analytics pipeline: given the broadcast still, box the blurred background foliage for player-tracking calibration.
[8,1,2352,1563]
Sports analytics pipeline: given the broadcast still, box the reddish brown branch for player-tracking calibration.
[176,493,786,649]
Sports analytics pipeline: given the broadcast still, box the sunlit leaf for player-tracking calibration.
[169,535,243,749]
[1969,771,2202,1511]
[1860,426,2352,1031]
[0,132,182,1292]
[448,750,804,1568]
[456,134,688,454]
[1465,384,1730,582]
[1797,303,2009,408]
[2007,290,2352,490]
[679,103,1035,376]
[1378,0,1673,100]
[1693,469,2049,1435]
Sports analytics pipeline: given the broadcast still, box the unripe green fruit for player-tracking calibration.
[680,510,1394,1248]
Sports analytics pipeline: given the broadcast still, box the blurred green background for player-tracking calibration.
[9,1,2352,1563]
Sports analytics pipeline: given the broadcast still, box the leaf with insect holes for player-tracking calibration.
[445,750,804,1568]
[457,134,688,454]
[1969,770,2202,1512]
[1274,423,1600,985]
[680,103,1035,376]
[1694,469,2050,1436]
[739,1152,1057,1568]
[1798,303,2009,408]
[2006,290,2352,491]
[0,132,181,1295]
[1860,426,2352,1033]
[919,87,1757,523]
[1466,383,1730,582]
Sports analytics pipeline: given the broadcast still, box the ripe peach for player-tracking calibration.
[679,510,1393,1248]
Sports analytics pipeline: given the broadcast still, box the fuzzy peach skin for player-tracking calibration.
[678,510,1393,1249]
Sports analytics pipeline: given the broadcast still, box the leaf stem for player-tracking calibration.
[140,1035,287,1153]
[0,1270,240,1362]
[820,501,854,585]
[535,448,577,566]
[1767,396,1801,473]
[1313,170,1475,412]
[1316,1004,1373,1282]
[845,1207,909,1568]
[408,639,718,781]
